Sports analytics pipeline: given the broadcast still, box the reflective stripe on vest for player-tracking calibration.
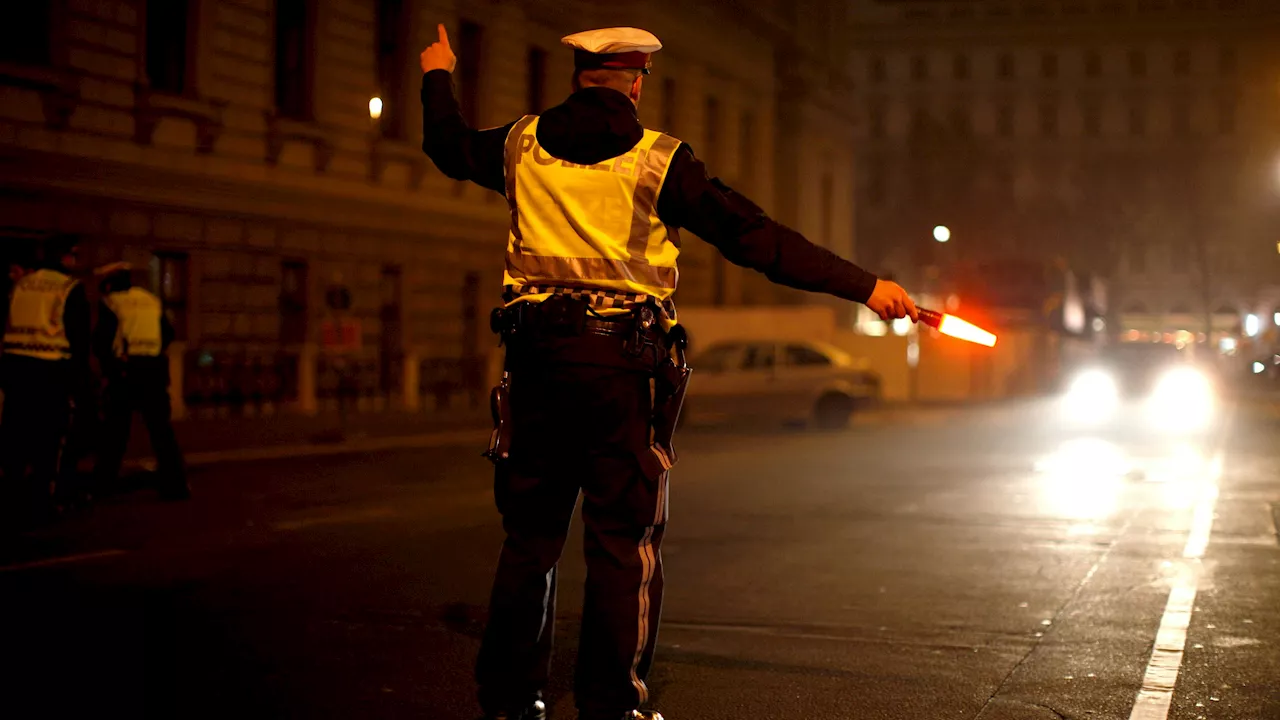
[3,269,77,361]
[502,114,682,300]
[103,287,164,358]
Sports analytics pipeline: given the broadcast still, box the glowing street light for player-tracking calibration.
[933,225,951,243]
[369,96,384,120]
[1245,313,1260,337]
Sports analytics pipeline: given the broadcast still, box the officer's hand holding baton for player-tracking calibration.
[420,23,457,74]
[865,279,918,323]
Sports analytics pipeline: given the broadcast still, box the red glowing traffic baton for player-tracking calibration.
[918,308,997,347]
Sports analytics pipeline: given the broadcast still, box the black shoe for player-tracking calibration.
[482,700,546,720]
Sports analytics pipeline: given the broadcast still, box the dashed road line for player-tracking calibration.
[1127,455,1222,720]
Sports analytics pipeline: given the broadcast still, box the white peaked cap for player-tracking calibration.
[560,27,663,55]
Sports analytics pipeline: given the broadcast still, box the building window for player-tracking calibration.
[949,106,970,137]
[526,46,547,114]
[1082,103,1101,137]
[704,95,721,167]
[146,0,192,95]
[274,0,314,120]
[1085,50,1101,78]
[867,162,887,207]
[1172,103,1191,136]
[997,105,1014,137]
[151,252,190,341]
[378,264,402,396]
[820,173,834,246]
[1128,243,1146,275]
[1219,46,1236,75]
[997,52,1015,79]
[869,105,885,139]
[910,107,931,138]
[1039,102,1058,137]
[1129,106,1145,136]
[280,260,308,345]
[739,110,755,192]
[911,54,928,81]
[1218,97,1235,134]
[1128,49,1146,78]
[375,0,410,140]
[0,2,51,65]
[1041,52,1058,79]
[457,21,483,127]
[953,53,970,80]
[661,77,677,133]
[869,55,886,84]
[1173,47,1191,77]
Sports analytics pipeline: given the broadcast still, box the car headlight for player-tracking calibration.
[1063,369,1119,423]
[1147,367,1214,431]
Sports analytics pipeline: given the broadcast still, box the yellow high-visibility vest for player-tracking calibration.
[3,269,78,361]
[502,115,682,302]
[103,287,164,358]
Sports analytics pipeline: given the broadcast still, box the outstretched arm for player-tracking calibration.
[656,145,916,321]
[419,24,513,194]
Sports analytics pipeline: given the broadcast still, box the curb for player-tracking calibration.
[125,428,491,471]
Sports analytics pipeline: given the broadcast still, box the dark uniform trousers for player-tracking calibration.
[94,360,186,492]
[0,366,72,525]
[477,330,669,720]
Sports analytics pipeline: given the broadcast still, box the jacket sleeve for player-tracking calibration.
[420,70,515,194]
[655,145,879,304]
[161,311,175,353]
[92,299,118,367]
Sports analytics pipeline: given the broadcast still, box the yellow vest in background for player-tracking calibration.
[4,269,78,361]
[502,115,682,301]
[103,287,164,358]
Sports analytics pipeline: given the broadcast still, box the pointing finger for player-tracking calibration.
[437,23,450,47]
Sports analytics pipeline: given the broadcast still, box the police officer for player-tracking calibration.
[420,26,917,720]
[1,234,92,528]
[92,262,189,501]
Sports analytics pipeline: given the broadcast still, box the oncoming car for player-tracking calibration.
[1060,342,1218,436]
[684,339,881,429]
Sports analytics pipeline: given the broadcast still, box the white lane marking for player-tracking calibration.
[0,549,128,573]
[1128,457,1221,720]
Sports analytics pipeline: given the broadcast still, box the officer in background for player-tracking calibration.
[1,234,92,528]
[421,26,916,720]
[92,262,189,501]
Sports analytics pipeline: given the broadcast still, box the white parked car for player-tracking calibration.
[683,339,882,429]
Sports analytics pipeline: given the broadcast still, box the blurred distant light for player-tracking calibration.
[1274,311,1280,326]
[1091,317,1105,332]
[945,293,960,311]
[1244,313,1260,337]
[369,96,383,119]
[892,317,912,336]
[906,337,920,368]
[1219,337,1236,354]
[933,225,951,243]
[1253,362,1265,374]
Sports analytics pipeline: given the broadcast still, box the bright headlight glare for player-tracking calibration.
[1063,369,1118,423]
[1148,367,1214,431]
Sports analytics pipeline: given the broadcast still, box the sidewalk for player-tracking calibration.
[123,407,492,466]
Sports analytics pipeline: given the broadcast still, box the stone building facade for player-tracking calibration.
[847,0,1280,337]
[0,0,861,416]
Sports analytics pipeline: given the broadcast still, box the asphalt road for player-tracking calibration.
[1,400,1277,720]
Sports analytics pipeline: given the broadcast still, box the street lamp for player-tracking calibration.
[368,96,383,120]
[933,225,951,243]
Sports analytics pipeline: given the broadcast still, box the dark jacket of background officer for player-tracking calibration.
[0,235,91,527]
[420,24,915,720]
[92,264,189,501]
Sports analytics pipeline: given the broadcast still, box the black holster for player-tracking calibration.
[642,326,691,478]
[483,370,512,464]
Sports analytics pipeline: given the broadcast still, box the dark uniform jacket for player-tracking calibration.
[420,70,879,304]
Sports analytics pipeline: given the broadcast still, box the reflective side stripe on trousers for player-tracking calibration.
[629,470,667,703]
